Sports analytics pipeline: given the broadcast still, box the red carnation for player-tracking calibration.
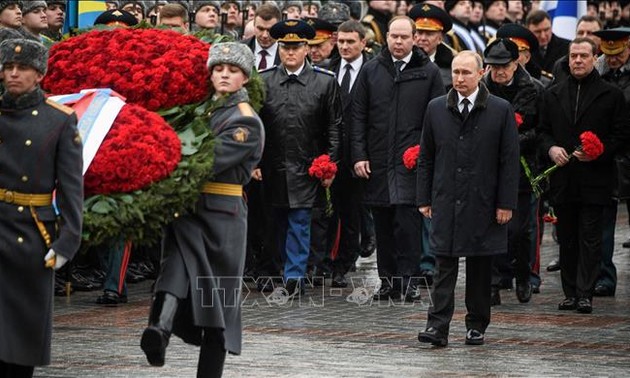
[308,154,337,216]
[515,112,524,128]
[84,104,182,196]
[530,131,604,197]
[579,131,604,160]
[403,144,420,170]
[308,154,337,180]
[43,29,211,111]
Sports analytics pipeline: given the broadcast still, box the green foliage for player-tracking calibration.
[80,75,266,247]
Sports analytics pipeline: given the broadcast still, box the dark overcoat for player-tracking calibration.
[538,70,630,206]
[0,88,83,366]
[417,85,520,257]
[351,46,445,206]
[154,89,264,355]
[258,63,341,208]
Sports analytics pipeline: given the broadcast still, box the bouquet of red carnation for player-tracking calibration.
[43,28,211,111]
[542,207,558,224]
[83,104,181,196]
[309,154,337,216]
[403,144,420,170]
[515,112,524,128]
[530,131,604,195]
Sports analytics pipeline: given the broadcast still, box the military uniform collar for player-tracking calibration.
[280,62,311,85]
[0,87,45,111]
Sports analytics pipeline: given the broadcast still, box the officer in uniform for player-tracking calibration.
[258,19,341,296]
[306,17,338,69]
[409,3,457,89]
[496,23,546,85]
[0,38,83,377]
[42,0,67,44]
[140,42,264,377]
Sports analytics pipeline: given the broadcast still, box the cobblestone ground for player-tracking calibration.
[36,206,630,377]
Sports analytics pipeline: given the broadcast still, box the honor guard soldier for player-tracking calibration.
[141,42,264,377]
[409,2,457,89]
[0,38,83,377]
[258,19,341,296]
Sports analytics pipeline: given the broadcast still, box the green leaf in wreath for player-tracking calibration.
[91,199,115,214]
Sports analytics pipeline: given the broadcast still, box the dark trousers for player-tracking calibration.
[555,203,603,298]
[597,202,617,290]
[0,360,34,378]
[492,192,533,287]
[372,205,422,283]
[427,255,493,335]
[330,167,362,275]
[245,180,281,277]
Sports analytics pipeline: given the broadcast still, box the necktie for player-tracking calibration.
[288,74,298,82]
[258,50,268,70]
[461,98,470,119]
[340,63,352,94]
[394,60,404,74]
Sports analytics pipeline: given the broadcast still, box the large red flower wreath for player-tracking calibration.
[83,104,181,196]
[42,28,210,110]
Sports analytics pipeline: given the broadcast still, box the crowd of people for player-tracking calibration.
[1,0,630,376]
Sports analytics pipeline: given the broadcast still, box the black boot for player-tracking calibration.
[196,328,226,378]
[141,292,178,367]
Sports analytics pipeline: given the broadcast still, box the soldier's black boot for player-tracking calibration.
[141,292,178,367]
[196,328,226,378]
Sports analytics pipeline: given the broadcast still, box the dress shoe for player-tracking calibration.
[465,329,484,345]
[490,287,501,306]
[419,270,434,288]
[284,279,304,297]
[546,259,560,272]
[558,297,577,310]
[331,273,348,288]
[593,284,615,297]
[623,238,630,248]
[515,282,532,303]
[372,285,400,301]
[418,327,448,347]
[96,290,128,305]
[531,283,540,294]
[404,284,422,303]
[576,297,593,314]
[359,237,376,258]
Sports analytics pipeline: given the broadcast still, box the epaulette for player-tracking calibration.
[237,102,255,117]
[258,65,278,74]
[541,70,554,79]
[313,66,335,76]
[362,14,374,24]
[45,98,74,115]
[440,42,458,56]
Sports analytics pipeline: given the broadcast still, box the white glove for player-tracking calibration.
[44,249,68,270]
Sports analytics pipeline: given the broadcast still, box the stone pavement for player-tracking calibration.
[36,206,630,377]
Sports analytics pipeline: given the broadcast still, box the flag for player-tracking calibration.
[539,0,588,40]
[67,0,108,30]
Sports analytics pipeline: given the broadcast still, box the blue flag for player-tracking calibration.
[540,0,588,40]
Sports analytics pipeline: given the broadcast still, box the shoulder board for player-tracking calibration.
[313,66,335,76]
[237,102,255,117]
[258,65,278,74]
[440,42,458,56]
[45,98,74,115]
[541,70,554,79]
[362,14,374,24]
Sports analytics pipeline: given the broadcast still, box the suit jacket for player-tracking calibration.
[531,34,570,76]
[243,37,281,68]
[328,52,370,169]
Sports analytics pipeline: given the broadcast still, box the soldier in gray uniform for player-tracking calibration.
[141,42,264,378]
[0,38,83,378]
